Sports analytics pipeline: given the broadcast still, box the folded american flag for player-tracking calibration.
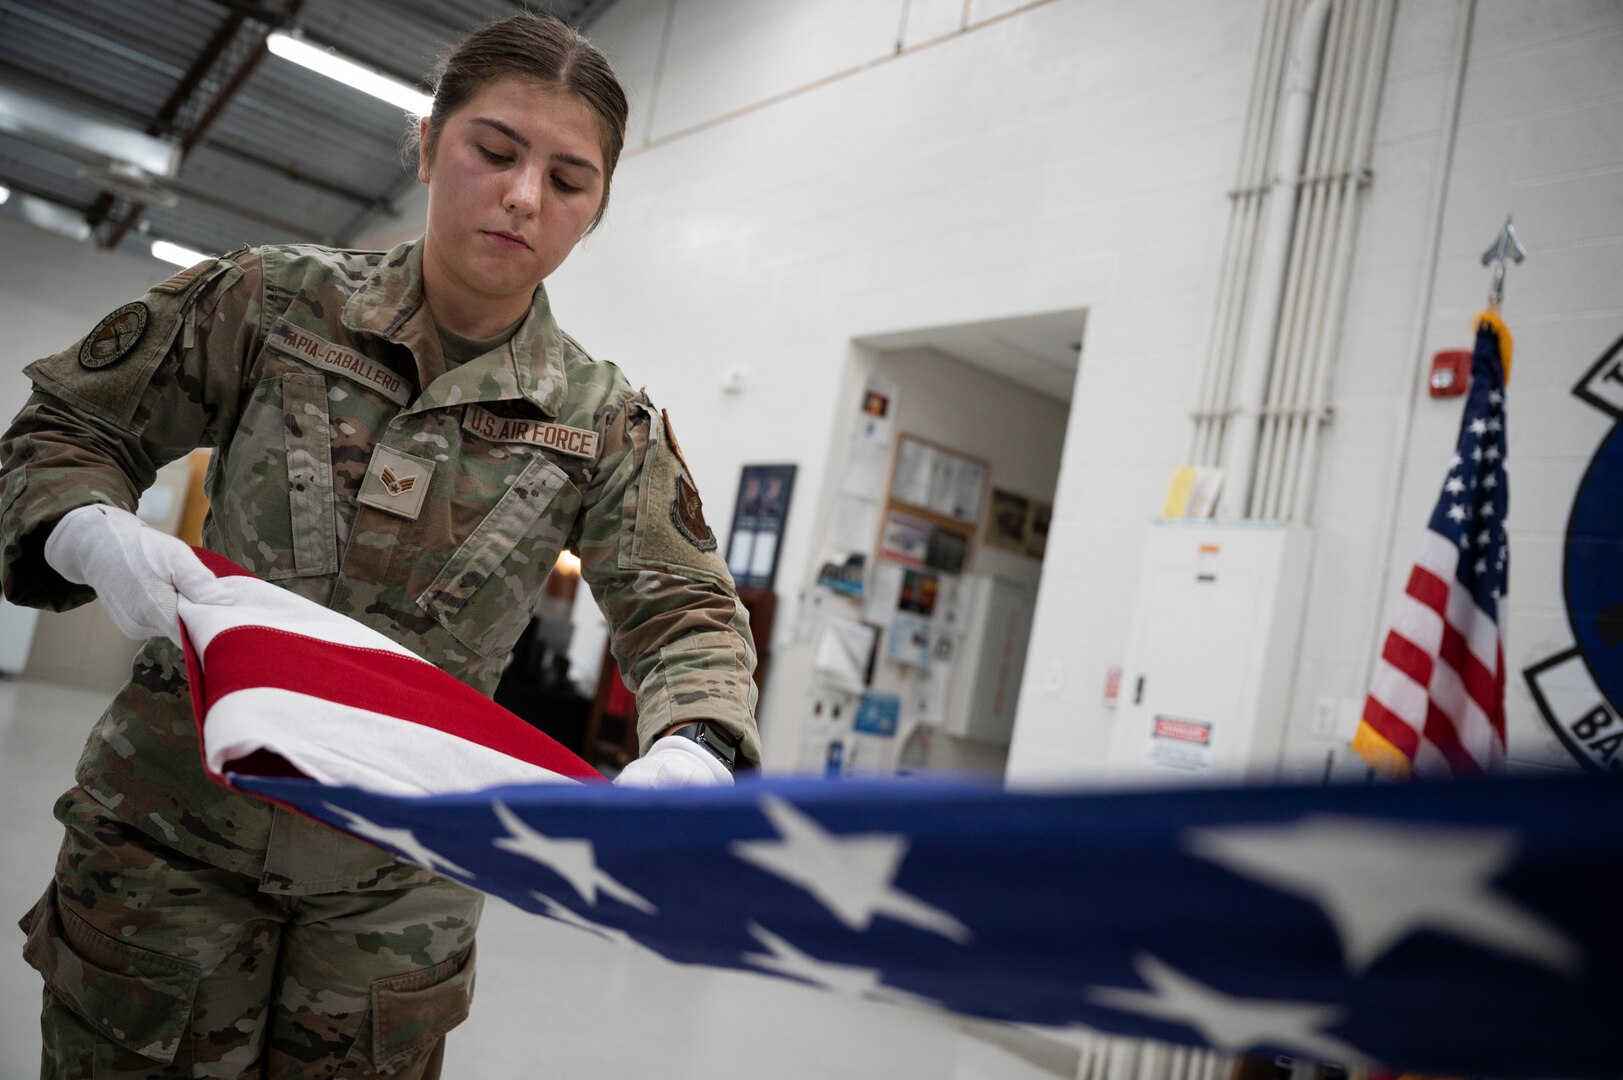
[179,553,1623,1077]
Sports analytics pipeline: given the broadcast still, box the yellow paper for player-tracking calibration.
[1162,465,1196,519]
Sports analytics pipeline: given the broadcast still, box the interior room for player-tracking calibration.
[1,0,1620,1076]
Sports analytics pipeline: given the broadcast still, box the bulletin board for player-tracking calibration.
[878,434,987,572]
[865,434,988,667]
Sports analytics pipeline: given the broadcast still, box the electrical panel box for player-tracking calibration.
[1106,522,1312,783]
[939,575,1036,744]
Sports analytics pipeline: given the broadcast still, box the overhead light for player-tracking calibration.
[266,32,432,115]
[0,184,9,205]
[151,239,208,267]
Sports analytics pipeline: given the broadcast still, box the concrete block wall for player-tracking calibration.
[509,0,1264,755]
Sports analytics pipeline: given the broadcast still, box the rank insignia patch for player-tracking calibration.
[672,474,717,551]
[79,302,149,369]
[358,445,434,521]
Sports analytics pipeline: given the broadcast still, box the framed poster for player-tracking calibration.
[726,464,797,589]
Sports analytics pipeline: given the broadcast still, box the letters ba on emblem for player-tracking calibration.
[358,446,435,521]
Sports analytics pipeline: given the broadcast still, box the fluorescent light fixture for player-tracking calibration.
[0,184,9,205]
[151,239,208,267]
[267,32,432,115]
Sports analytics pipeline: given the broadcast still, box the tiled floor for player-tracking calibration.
[0,674,1072,1079]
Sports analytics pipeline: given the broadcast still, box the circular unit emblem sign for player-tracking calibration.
[1525,332,1623,774]
[78,302,150,369]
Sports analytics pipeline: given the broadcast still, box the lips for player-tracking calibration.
[482,229,531,251]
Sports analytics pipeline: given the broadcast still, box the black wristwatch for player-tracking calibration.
[667,721,744,773]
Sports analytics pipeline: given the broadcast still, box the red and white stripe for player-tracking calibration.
[180,550,602,797]
[1361,530,1506,777]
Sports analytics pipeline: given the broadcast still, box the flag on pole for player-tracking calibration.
[1354,311,1513,779]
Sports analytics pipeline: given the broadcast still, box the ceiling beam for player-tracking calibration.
[0,84,179,176]
[204,140,394,211]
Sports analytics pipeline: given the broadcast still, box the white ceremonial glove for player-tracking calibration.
[43,504,234,647]
[615,734,734,789]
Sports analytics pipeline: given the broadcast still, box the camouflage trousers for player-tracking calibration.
[20,792,482,1079]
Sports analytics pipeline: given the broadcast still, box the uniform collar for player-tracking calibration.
[342,236,569,418]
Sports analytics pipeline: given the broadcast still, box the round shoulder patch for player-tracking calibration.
[79,302,150,370]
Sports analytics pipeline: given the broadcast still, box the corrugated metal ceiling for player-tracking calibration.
[0,0,616,258]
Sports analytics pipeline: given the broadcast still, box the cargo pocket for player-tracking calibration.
[219,372,338,580]
[19,884,200,1067]
[418,454,573,658]
[280,371,339,577]
[346,943,476,1074]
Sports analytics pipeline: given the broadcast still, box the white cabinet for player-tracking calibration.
[939,575,1036,744]
[1106,522,1311,783]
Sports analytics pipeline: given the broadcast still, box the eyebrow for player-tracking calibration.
[469,117,602,176]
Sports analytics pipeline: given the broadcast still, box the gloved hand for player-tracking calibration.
[615,734,734,789]
[43,503,233,646]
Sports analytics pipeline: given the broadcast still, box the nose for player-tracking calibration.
[504,164,544,216]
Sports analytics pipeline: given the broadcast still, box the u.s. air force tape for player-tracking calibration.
[462,405,599,459]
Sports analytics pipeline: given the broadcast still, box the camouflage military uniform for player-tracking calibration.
[0,238,758,1077]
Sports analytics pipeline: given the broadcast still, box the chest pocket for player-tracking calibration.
[417,453,575,658]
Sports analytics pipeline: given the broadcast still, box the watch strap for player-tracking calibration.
[666,721,740,772]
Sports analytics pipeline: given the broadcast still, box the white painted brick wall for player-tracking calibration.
[553,0,1623,784]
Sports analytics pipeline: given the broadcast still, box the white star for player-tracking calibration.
[1481,502,1495,518]
[529,891,645,950]
[741,923,940,1009]
[1446,503,1468,523]
[1483,474,1498,489]
[491,801,654,913]
[1086,954,1364,1064]
[1488,390,1503,405]
[1478,528,1492,546]
[731,796,972,943]
[1485,445,1501,461]
[1186,815,1580,974]
[321,802,472,879]
[1474,558,1488,576]
[1458,533,1470,548]
[1472,446,1483,462]
[1468,418,1487,436]
[1443,476,1465,495]
[1449,452,1462,469]
[1487,417,1502,433]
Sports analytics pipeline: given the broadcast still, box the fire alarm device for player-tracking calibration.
[1429,349,1471,397]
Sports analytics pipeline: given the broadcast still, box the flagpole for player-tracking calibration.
[1352,0,1475,705]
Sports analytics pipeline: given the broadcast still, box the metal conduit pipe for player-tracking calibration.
[1215,0,1332,517]
[1190,0,1279,463]
[1288,0,1397,522]
[1192,0,1293,466]
[1253,0,1355,515]
[1292,0,1369,515]
[1205,0,1296,466]
[1267,0,1368,518]
[1260,0,1366,518]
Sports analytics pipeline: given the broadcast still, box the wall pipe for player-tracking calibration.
[1253,0,1355,515]
[1216,0,1332,517]
[1209,0,1295,465]
[1191,0,1293,466]
[1287,0,1396,522]
[1263,0,1370,518]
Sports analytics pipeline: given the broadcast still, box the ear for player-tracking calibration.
[417,115,433,184]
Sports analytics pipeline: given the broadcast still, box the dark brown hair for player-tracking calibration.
[420,13,628,231]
